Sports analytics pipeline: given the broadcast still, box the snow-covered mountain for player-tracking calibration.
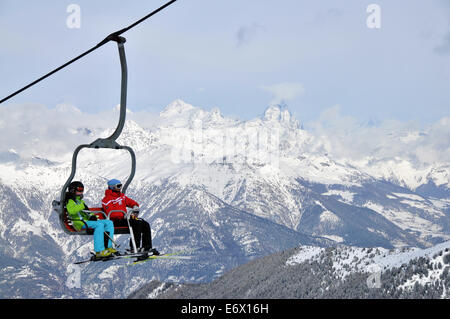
[0,99,448,298]
[131,240,450,299]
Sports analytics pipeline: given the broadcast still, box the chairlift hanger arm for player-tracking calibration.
[44,0,178,237]
[58,36,134,222]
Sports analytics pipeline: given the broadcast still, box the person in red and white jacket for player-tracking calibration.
[102,179,159,255]
[102,180,139,220]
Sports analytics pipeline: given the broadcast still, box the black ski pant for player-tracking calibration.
[113,218,153,251]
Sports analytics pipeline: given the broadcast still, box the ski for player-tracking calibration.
[73,251,148,265]
[74,250,191,265]
[128,250,190,265]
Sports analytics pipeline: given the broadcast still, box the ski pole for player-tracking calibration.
[126,210,138,253]
[104,231,120,249]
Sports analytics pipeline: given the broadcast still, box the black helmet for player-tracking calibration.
[68,181,84,193]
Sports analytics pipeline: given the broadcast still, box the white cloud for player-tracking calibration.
[305,106,450,167]
[261,82,306,106]
[1,102,448,171]
[0,103,146,161]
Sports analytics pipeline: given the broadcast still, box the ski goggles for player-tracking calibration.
[110,184,122,190]
[75,187,84,192]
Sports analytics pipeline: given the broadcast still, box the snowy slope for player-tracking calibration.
[287,240,450,277]
[131,241,450,299]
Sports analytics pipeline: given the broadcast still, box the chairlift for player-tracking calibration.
[52,36,138,252]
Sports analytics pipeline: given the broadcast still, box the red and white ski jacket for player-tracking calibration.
[102,189,139,220]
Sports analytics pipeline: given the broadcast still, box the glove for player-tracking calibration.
[131,206,139,219]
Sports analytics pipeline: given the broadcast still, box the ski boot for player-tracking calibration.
[95,249,113,259]
[149,248,160,256]
[107,247,119,256]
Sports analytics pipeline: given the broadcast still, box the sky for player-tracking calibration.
[0,0,449,125]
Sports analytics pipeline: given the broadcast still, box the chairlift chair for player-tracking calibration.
[51,36,138,252]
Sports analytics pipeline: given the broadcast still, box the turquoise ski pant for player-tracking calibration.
[83,220,115,252]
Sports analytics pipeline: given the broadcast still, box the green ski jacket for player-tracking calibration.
[66,196,94,231]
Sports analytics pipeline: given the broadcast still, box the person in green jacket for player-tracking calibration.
[65,181,117,258]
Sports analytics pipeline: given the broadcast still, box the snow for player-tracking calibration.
[11,218,42,237]
[286,241,450,286]
[146,282,167,299]
[322,235,344,243]
[286,246,324,266]
[14,266,35,279]
[392,192,425,201]
[429,198,450,210]
[354,158,433,191]
[1,100,448,201]
[0,102,447,246]
[160,99,196,118]
[363,201,445,239]
[319,211,340,224]
[287,241,450,285]
[0,99,448,298]
[399,199,443,216]
[97,265,122,280]
[372,240,450,270]
[321,190,355,203]
[398,252,448,298]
